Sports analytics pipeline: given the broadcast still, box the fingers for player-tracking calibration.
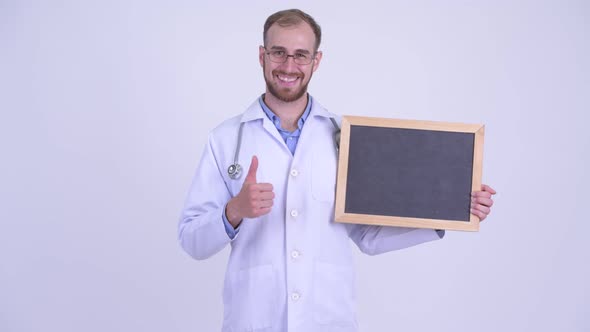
[470,207,488,221]
[249,185,274,210]
[482,184,497,195]
[253,183,273,192]
[471,191,493,222]
[256,198,274,209]
[249,196,274,216]
[472,184,497,198]
[471,202,490,215]
[245,155,258,184]
[257,190,275,201]
[471,191,492,199]
[239,179,274,218]
[257,207,272,216]
[472,196,493,208]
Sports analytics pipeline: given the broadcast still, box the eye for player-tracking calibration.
[295,53,308,60]
[272,50,286,57]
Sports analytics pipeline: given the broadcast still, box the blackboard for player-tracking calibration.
[334,116,484,232]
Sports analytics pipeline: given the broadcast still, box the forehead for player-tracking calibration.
[265,22,316,52]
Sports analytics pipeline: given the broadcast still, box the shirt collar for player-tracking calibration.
[258,94,313,131]
[240,94,333,124]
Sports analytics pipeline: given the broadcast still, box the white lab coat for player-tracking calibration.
[178,98,442,332]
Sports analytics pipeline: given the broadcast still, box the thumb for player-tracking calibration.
[244,155,258,184]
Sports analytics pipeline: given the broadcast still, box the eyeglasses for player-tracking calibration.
[264,47,316,65]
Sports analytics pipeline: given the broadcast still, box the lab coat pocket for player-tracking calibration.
[313,261,357,327]
[311,149,337,203]
[227,264,278,331]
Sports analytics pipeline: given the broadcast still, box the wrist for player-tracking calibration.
[225,198,243,228]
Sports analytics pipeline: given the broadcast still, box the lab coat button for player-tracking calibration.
[290,210,298,217]
[290,169,299,177]
[291,292,300,301]
[291,250,300,259]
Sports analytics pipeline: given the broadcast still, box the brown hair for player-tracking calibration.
[263,9,322,51]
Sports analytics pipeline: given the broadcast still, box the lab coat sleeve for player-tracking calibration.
[346,224,443,256]
[178,134,234,260]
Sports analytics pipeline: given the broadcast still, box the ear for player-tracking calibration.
[311,50,323,72]
[259,46,265,67]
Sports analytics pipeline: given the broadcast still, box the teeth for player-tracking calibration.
[278,75,297,82]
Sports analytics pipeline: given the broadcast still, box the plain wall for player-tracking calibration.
[1,1,588,331]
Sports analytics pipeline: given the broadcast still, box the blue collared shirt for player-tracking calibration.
[223,94,313,238]
[258,94,312,155]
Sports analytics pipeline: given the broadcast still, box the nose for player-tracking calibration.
[281,55,298,70]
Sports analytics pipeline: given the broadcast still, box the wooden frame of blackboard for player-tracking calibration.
[334,116,484,232]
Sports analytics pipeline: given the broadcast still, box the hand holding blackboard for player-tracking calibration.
[470,184,497,222]
[334,116,488,232]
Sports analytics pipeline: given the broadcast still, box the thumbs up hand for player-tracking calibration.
[244,154,259,184]
[225,156,275,228]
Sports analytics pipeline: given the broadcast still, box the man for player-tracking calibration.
[178,9,496,332]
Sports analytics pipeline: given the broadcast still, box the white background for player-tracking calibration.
[1,1,589,331]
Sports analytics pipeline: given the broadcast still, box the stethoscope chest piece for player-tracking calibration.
[228,163,242,180]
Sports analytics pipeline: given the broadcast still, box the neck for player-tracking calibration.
[263,92,309,131]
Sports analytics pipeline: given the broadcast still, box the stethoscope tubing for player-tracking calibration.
[228,118,340,180]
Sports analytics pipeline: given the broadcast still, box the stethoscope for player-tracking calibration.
[227,117,341,180]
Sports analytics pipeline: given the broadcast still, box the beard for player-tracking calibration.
[264,65,312,103]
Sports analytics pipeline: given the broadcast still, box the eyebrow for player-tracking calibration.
[269,45,312,54]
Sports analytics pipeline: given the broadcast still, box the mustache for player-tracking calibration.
[272,70,303,78]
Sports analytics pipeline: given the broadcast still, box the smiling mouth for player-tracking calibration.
[275,73,301,84]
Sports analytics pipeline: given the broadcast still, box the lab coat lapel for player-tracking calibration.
[241,99,292,157]
[294,99,335,158]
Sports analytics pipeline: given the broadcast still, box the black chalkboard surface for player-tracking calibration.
[334,116,484,232]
